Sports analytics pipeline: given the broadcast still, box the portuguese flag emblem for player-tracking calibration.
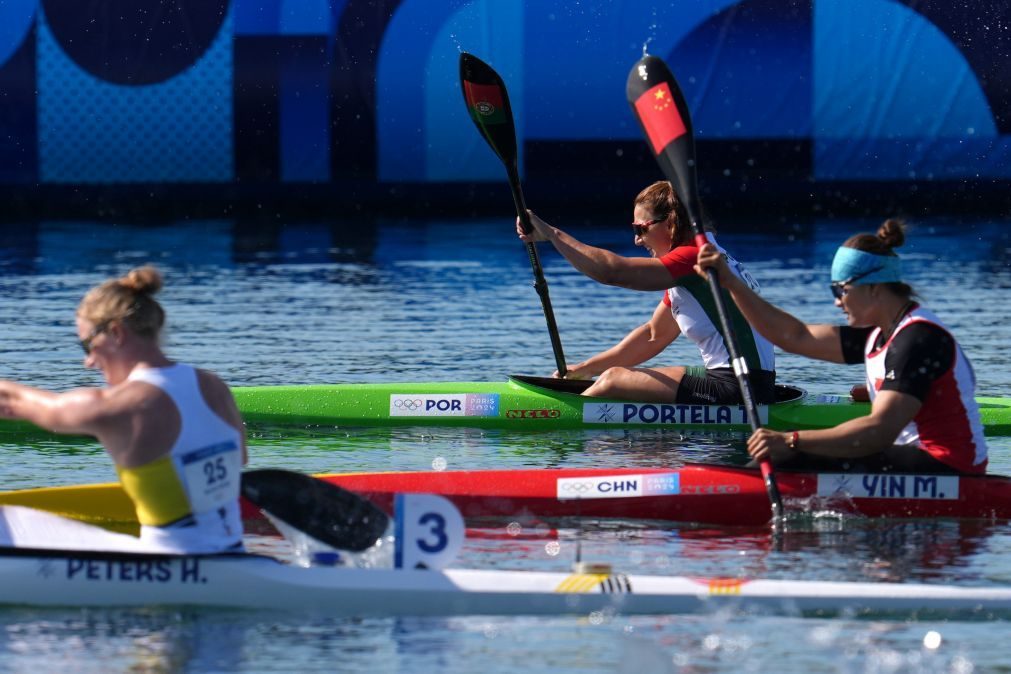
[633,82,687,153]
[463,81,507,125]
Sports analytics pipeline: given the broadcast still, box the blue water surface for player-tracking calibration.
[0,215,1009,673]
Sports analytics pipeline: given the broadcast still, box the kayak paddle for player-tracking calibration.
[241,469,389,552]
[459,52,568,377]
[625,54,783,520]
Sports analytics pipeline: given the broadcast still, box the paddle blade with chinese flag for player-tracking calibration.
[625,54,784,521]
[626,55,702,228]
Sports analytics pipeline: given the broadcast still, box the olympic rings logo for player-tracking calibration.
[394,399,425,410]
[559,482,596,494]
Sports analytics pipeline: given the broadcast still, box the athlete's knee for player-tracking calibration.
[586,367,631,396]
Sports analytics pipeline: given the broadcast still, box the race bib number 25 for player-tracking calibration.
[181,441,241,512]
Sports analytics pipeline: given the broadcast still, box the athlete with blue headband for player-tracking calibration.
[696,219,987,475]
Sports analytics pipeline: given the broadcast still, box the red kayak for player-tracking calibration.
[242,464,1011,526]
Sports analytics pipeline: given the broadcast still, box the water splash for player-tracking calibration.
[642,13,660,57]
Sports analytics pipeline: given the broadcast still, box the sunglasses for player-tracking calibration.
[631,217,665,237]
[829,267,885,300]
[80,321,111,355]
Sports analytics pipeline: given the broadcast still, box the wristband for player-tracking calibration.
[787,431,800,451]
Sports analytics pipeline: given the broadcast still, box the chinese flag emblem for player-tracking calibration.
[633,82,687,153]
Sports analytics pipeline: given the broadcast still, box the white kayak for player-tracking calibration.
[2,546,1010,619]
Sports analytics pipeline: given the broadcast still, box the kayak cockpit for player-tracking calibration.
[508,374,806,404]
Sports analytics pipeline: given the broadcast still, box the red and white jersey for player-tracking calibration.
[660,233,775,373]
[864,305,987,473]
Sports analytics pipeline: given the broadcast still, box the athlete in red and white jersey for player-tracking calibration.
[660,233,775,376]
[845,305,986,473]
[517,180,775,405]
[696,218,988,474]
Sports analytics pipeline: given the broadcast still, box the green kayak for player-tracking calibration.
[1,375,1007,437]
[233,375,1011,435]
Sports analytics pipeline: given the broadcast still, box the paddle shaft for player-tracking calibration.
[459,53,567,378]
[508,165,567,377]
[691,230,782,516]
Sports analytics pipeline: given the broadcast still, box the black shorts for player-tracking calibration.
[675,367,777,405]
[776,444,959,475]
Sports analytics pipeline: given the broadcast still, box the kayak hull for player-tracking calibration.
[321,465,1011,525]
[1,547,1008,618]
[1,377,1007,436]
[5,465,1011,529]
[231,377,1011,435]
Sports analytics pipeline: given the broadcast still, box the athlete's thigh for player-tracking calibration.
[588,366,686,402]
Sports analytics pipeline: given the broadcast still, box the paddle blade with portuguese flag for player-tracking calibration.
[626,55,703,232]
[460,52,518,168]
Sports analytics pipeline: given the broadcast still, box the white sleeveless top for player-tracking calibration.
[121,364,244,552]
[863,306,987,473]
[663,233,776,372]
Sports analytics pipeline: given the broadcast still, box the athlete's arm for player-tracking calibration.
[563,301,680,378]
[0,381,119,437]
[695,243,847,363]
[517,211,676,290]
[748,390,921,463]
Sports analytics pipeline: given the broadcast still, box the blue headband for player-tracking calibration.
[830,247,902,285]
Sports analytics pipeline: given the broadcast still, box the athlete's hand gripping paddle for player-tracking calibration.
[626,54,783,520]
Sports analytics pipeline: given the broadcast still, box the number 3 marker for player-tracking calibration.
[394,493,465,570]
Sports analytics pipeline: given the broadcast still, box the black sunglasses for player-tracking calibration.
[631,217,665,237]
[830,266,885,300]
[80,321,111,355]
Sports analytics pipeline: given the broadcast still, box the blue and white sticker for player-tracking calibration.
[816,473,960,500]
[390,394,499,418]
[556,473,680,501]
[394,493,465,570]
[181,440,241,512]
[582,402,762,426]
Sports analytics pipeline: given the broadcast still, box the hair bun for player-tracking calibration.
[119,265,163,295]
[876,218,906,250]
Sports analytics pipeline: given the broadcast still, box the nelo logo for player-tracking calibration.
[506,409,561,419]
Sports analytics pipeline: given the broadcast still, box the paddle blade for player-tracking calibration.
[460,52,518,168]
[241,469,389,552]
[626,55,703,232]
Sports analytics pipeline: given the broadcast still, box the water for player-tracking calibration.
[0,216,1009,672]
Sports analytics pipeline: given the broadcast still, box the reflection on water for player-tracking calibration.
[1,217,1008,393]
[0,216,1009,671]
